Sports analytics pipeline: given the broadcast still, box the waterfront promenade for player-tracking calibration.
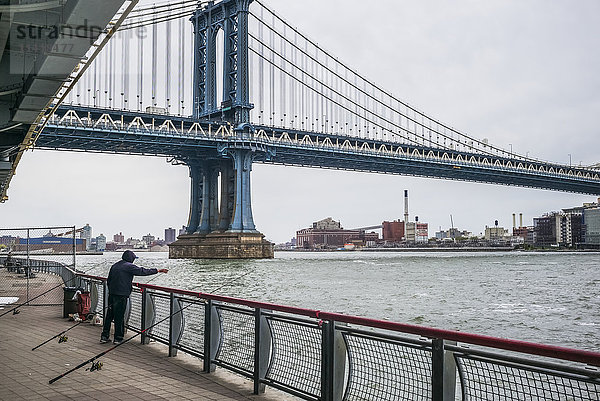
[0,272,289,401]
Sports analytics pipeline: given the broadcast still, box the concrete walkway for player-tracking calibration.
[0,272,293,401]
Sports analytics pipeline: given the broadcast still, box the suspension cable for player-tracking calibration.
[250,15,487,155]
[249,33,451,151]
[251,1,514,159]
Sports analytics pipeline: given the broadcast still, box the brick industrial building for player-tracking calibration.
[296,218,378,248]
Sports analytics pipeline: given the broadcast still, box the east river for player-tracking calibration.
[76,250,600,352]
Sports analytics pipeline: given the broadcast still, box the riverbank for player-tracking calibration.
[275,247,600,253]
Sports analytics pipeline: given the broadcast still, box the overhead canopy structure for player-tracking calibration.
[0,0,134,201]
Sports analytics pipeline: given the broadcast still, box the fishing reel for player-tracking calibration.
[86,361,103,372]
[58,335,68,344]
[12,309,20,315]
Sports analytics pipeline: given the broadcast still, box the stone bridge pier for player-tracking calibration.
[169,0,273,258]
[168,145,274,259]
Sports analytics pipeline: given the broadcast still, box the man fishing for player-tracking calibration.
[101,250,168,344]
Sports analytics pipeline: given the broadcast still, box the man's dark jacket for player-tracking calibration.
[107,250,157,296]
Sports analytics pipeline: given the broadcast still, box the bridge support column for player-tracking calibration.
[229,149,256,232]
[169,153,273,259]
[217,160,235,231]
[196,162,219,234]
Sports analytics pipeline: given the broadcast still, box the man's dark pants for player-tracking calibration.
[101,294,128,341]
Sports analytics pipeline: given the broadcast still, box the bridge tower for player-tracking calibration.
[169,0,273,259]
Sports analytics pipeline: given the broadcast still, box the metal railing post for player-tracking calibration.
[253,308,271,394]
[253,307,262,394]
[432,338,445,401]
[203,299,220,373]
[168,293,183,357]
[102,281,107,317]
[140,289,154,345]
[321,320,334,401]
[169,293,175,356]
[203,299,213,373]
[320,320,347,401]
[140,288,147,344]
[443,341,457,401]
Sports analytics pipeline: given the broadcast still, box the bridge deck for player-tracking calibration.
[0,272,290,401]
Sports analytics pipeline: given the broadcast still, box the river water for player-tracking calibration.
[77,250,600,352]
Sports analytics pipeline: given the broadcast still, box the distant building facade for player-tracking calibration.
[512,226,535,245]
[178,225,187,236]
[96,234,106,251]
[14,236,86,253]
[165,228,176,244]
[114,232,124,243]
[81,224,92,250]
[405,220,429,243]
[142,234,155,246]
[484,226,508,241]
[296,217,378,248]
[435,228,471,240]
[312,217,341,230]
[533,211,584,248]
[382,220,404,242]
[583,208,600,247]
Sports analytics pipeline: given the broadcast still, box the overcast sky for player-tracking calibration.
[1,0,599,243]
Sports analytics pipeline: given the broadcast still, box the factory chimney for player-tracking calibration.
[519,213,523,228]
[404,190,409,240]
[512,213,516,229]
[404,190,409,222]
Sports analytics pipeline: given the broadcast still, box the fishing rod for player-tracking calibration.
[32,265,167,351]
[32,321,84,351]
[49,268,255,384]
[0,265,103,318]
[32,293,108,352]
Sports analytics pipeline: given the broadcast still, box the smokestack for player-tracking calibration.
[512,213,516,229]
[404,190,409,223]
[519,213,523,228]
[404,190,409,241]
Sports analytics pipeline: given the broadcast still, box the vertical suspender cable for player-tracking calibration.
[291,31,296,129]
[138,18,143,111]
[75,64,81,105]
[301,39,306,130]
[258,7,264,124]
[152,12,157,107]
[178,16,184,115]
[104,43,109,107]
[122,30,128,109]
[166,6,171,112]
[269,14,274,125]
[280,25,285,127]
[109,38,114,108]
[92,56,97,106]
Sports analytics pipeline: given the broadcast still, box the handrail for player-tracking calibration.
[79,273,600,367]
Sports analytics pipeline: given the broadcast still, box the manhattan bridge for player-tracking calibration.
[1,0,599,257]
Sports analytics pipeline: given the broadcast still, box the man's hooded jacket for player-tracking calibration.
[106,250,158,296]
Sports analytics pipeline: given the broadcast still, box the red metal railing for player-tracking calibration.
[77,273,600,401]
[129,280,600,367]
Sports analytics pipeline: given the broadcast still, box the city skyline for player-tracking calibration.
[1,1,599,243]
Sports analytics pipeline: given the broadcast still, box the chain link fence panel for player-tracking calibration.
[0,226,78,310]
